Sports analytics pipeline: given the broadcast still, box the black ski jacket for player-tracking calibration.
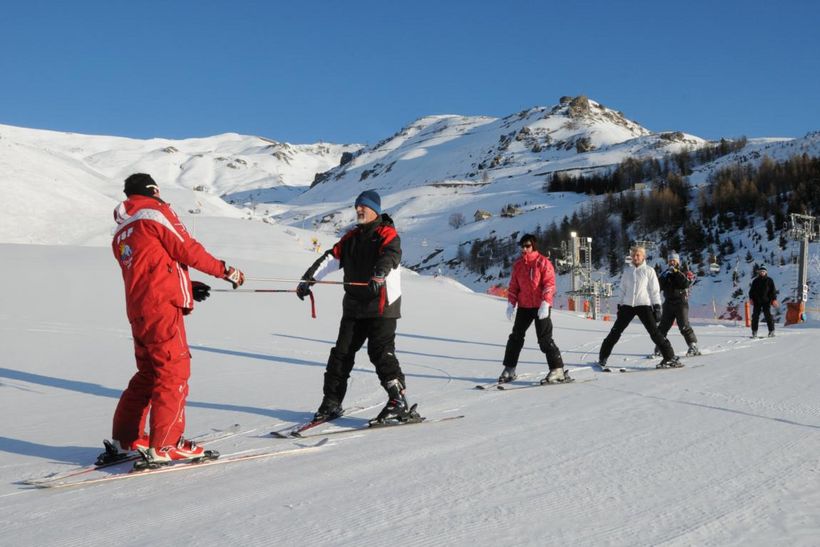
[303,214,402,319]
[749,275,777,305]
[658,267,692,304]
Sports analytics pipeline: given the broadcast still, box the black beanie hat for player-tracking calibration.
[123,173,159,197]
[519,233,537,248]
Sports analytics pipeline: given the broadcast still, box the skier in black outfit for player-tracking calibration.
[296,190,418,425]
[749,265,778,337]
[653,252,700,357]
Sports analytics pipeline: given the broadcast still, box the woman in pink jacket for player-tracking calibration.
[499,234,567,385]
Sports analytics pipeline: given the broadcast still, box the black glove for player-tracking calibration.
[369,271,386,297]
[296,278,314,301]
[653,304,662,323]
[191,281,211,302]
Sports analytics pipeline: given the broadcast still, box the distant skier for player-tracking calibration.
[652,252,700,357]
[749,265,778,337]
[108,173,245,465]
[599,246,680,369]
[498,234,567,385]
[296,190,417,424]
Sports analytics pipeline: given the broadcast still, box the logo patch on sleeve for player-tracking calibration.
[119,243,134,269]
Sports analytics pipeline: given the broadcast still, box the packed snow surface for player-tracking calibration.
[1,215,818,546]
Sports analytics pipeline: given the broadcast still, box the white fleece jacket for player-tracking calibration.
[619,262,662,307]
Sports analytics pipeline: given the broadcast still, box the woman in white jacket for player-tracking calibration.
[598,246,681,369]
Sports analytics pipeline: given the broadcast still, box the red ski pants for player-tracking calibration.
[112,306,191,449]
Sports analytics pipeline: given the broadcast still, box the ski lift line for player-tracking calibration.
[244,276,369,287]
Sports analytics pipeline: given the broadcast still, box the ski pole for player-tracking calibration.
[212,289,296,293]
[244,276,368,287]
[212,288,317,318]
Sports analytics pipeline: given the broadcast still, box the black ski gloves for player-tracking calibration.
[296,277,315,301]
[369,271,386,296]
[192,281,211,302]
[653,304,662,323]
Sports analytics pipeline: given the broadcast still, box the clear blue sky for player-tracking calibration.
[1,0,818,144]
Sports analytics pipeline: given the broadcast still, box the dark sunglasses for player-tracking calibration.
[521,243,533,249]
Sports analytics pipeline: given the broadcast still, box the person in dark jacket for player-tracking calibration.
[749,265,778,337]
[653,252,700,357]
[296,190,417,424]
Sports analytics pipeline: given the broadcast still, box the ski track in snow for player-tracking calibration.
[1,240,819,546]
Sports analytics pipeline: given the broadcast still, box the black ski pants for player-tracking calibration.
[323,316,404,404]
[657,300,698,347]
[502,307,564,370]
[600,305,674,361]
[751,303,775,334]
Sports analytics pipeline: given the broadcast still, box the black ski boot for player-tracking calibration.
[686,344,701,357]
[313,397,343,422]
[498,366,517,384]
[656,356,684,369]
[371,379,420,425]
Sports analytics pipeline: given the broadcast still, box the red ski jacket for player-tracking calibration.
[112,195,225,322]
[507,251,556,309]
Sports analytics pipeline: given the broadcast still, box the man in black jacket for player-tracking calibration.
[654,252,700,356]
[296,190,418,425]
[749,265,778,337]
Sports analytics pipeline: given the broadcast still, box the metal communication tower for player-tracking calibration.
[787,213,818,311]
[557,232,613,319]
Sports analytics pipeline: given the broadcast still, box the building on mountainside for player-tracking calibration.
[474,209,492,222]
[500,204,522,218]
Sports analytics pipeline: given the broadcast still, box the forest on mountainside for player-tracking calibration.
[463,145,819,280]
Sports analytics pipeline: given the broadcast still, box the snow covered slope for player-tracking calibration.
[1,99,818,320]
[279,97,708,256]
[1,217,818,546]
[0,122,359,244]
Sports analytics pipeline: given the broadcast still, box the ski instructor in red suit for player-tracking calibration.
[108,173,245,465]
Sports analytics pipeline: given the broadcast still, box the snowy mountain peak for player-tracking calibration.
[505,96,659,155]
[300,96,701,209]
